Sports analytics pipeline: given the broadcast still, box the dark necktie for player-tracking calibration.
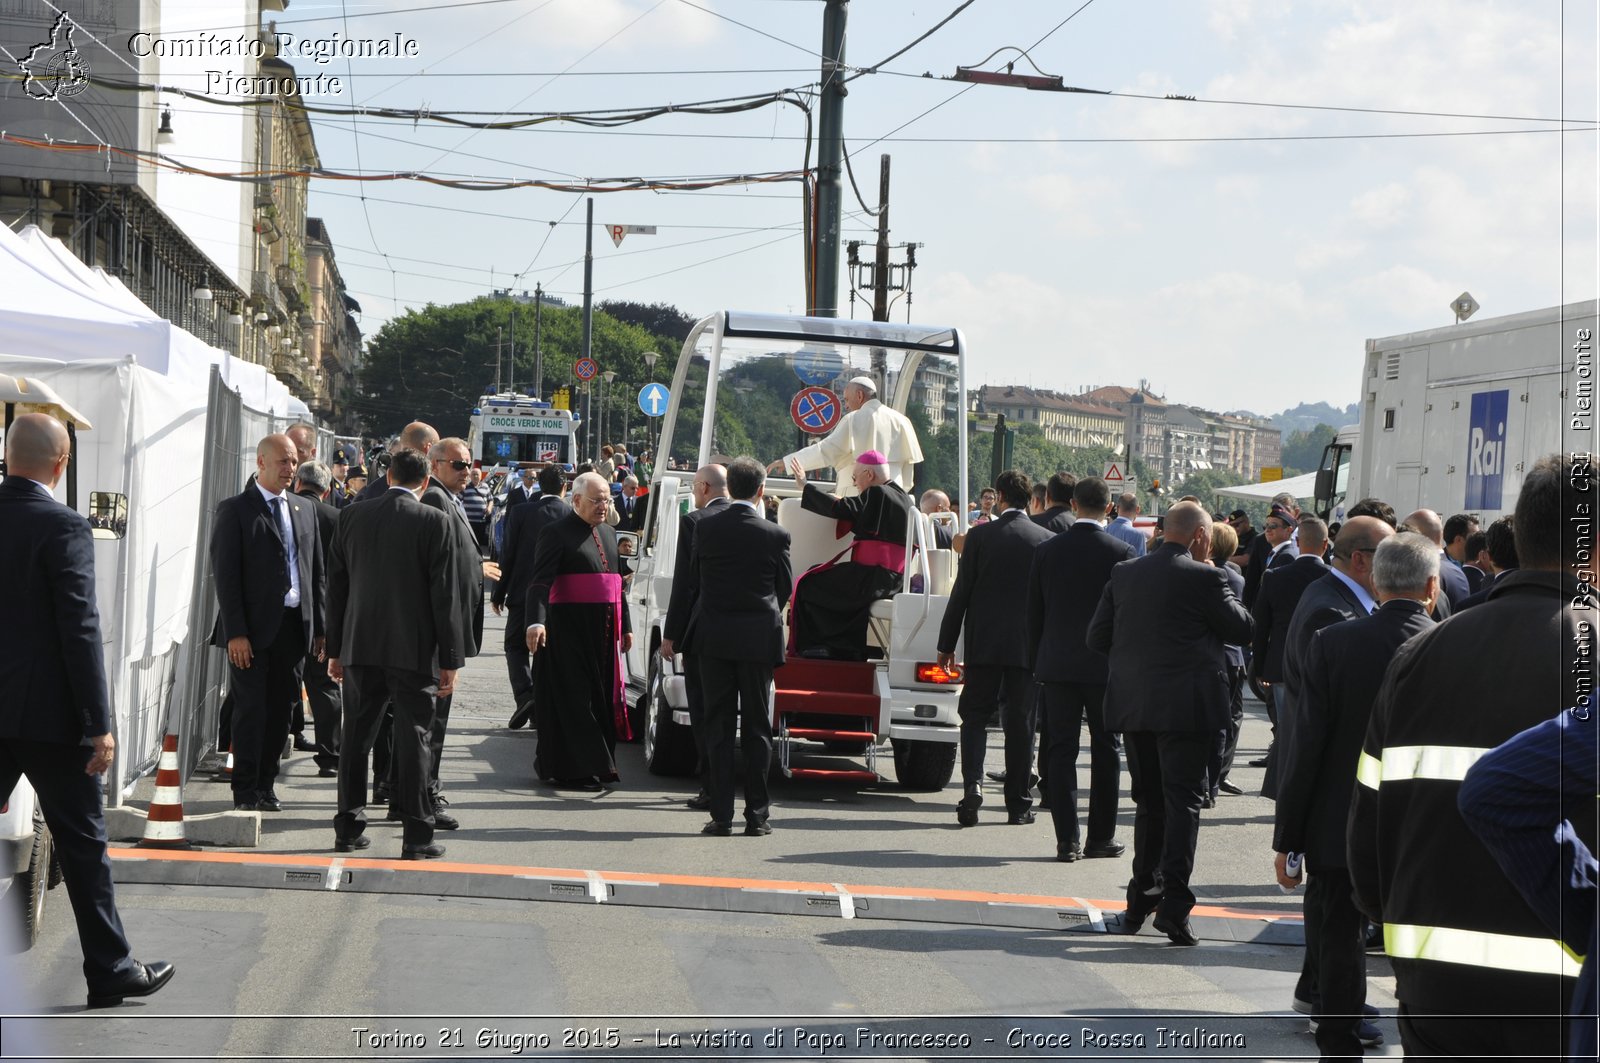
[268,497,293,587]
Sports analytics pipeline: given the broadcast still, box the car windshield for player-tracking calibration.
[660,314,960,487]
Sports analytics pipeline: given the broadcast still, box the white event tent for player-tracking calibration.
[0,222,307,797]
[1213,470,1318,504]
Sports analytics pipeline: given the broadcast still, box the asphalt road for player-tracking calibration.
[4,611,1403,1061]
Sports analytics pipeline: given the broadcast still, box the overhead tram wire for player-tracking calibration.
[337,0,399,308]
[357,0,561,108]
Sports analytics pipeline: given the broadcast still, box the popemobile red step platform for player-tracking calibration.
[772,655,891,782]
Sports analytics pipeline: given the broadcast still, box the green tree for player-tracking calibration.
[1280,423,1337,476]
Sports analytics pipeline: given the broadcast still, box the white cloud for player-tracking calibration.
[1349,182,1412,229]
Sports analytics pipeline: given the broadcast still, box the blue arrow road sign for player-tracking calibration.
[791,346,846,387]
[638,382,670,417]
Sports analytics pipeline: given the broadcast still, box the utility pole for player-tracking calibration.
[869,153,890,394]
[532,283,544,402]
[811,0,849,318]
[582,197,595,457]
[495,326,503,392]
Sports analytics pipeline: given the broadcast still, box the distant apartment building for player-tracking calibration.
[973,384,1125,450]
[305,219,363,429]
[909,357,961,429]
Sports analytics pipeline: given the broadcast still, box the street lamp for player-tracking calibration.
[601,370,618,458]
[643,350,659,380]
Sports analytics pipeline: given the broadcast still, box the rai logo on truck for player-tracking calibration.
[1465,388,1509,509]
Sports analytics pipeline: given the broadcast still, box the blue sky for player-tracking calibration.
[243,0,1594,414]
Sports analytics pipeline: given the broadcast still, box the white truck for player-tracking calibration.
[620,312,969,790]
[1315,299,1596,523]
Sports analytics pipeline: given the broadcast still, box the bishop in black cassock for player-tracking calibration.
[525,475,633,789]
[790,450,913,660]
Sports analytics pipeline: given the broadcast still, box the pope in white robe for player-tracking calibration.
[772,376,923,495]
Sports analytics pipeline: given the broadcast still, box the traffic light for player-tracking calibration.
[1150,478,1163,495]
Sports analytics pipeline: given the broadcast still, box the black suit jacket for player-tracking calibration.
[493,494,573,608]
[503,481,538,511]
[1273,598,1433,864]
[615,493,646,533]
[1438,551,1471,609]
[684,503,793,665]
[1250,554,1329,681]
[327,489,465,673]
[1087,541,1254,732]
[294,489,339,557]
[663,496,731,644]
[1025,521,1135,684]
[420,479,484,656]
[210,484,323,653]
[0,478,112,743]
[1031,506,1073,534]
[1281,570,1368,705]
[938,509,1055,667]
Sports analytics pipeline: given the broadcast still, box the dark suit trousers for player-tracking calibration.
[682,650,710,784]
[1123,729,1210,917]
[1042,682,1120,850]
[338,665,437,846]
[427,692,453,798]
[958,664,1038,813]
[1209,664,1246,790]
[0,741,134,986]
[698,656,773,825]
[1398,1007,1564,1061]
[1298,864,1368,1060]
[302,649,341,771]
[227,606,305,800]
[504,601,535,704]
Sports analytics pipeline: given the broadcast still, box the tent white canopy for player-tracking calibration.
[1213,469,1318,503]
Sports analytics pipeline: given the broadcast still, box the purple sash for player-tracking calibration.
[549,572,630,740]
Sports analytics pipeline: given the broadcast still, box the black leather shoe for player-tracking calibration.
[956,787,983,827]
[1202,794,1215,809]
[334,835,370,853]
[1247,756,1269,768]
[1057,845,1081,862]
[385,805,403,822]
[1218,780,1245,796]
[1121,889,1161,933]
[508,698,535,730]
[1153,911,1200,946]
[1007,810,1036,825]
[431,810,460,831]
[232,799,259,812]
[1082,839,1126,859]
[292,734,317,752]
[700,820,733,836]
[257,791,282,813]
[401,842,446,860]
[317,766,338,778]
[87,960,176,1008]
[985,770,1007,783]
[686,792,711,811]
[555,777,604,792]
[743,819,772,836]
[372,786,391,805]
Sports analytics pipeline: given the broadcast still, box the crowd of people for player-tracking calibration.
[7,382,1592,1056]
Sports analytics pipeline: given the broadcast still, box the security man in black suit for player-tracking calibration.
[1025,475,1134,861]
[210,433,325,812]
[414,437,493,827]
[684,458,792,836]
[326,448,464,860]
[292,460,343,776]
[938,470,1055,827]
[352,422,439,504]
[0,414,175,1008]
[1248,517,1329,771]
[1274,533,1437,1057]
[1030,471,1075,534]
[659,464,730,810]
[1087,501,1253,946]
[493,465,571,729]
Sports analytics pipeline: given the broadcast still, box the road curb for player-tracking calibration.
[108,847,1304,945]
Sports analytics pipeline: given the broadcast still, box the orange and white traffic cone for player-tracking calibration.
[138,734,194,850]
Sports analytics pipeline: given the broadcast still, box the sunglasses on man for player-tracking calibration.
[437,459,472,471]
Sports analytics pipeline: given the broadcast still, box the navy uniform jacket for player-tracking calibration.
[209,484,324,654]
[1030,506,1073,534]
[938,509,1054,668]
[1460,706,1598,1063]
[1024,521,1134,685]
[1087,541,1253,733]
[1250,554,1328,682]
[420,479,484,657]
[0,477,111,743]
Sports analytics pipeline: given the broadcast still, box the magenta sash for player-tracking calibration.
[548,572,631,740]
[851,539,906,574]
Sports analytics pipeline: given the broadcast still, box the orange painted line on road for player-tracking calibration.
[109,846,1301,924]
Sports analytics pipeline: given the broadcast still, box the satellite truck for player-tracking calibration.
[621,312,970,790]
[1314,299,1597,523]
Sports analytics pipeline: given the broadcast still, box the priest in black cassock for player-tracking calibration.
[790,449,914,660]
[525,472,633,790]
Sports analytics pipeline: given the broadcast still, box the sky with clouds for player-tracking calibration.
[234,0,1594,415]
